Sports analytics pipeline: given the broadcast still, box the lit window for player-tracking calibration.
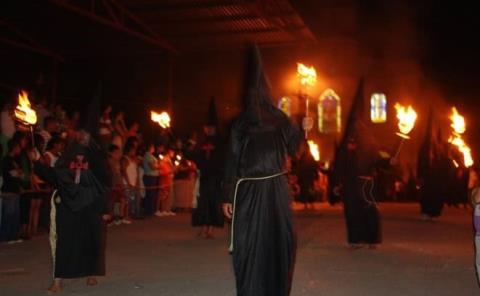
[318,89,341,133]
[370,93,387,123]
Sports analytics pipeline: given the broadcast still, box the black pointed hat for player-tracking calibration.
[206,97,219,127]
[241,44,276,124]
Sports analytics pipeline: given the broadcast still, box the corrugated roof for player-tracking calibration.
[124,0,316,51]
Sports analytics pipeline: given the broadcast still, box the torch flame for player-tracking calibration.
[394,103,417,138]
[297,63,317,87]
[448,107,473,167]
[450,107,466,134]
[307,140,320,161]
[151,111,171,129]
[14,91,37,125]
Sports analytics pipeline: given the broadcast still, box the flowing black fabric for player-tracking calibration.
[34,140,107,279]
[224,44,301,295]
[332,79,381,244]
[192,135,225,227]
[224,112,300,296]
[335,149,381,244]
[297,148,318,203]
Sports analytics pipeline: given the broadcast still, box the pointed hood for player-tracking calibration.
[241,44,277,125]
[417,107,433,179]
[333,78,378,176]
[206,97,219,127]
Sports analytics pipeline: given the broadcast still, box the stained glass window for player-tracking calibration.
[370,93,387,123]
[318,89,341,133]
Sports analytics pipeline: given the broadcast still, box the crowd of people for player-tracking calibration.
[0,95,227,244]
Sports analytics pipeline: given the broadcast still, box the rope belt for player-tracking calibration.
[228,171,287,252]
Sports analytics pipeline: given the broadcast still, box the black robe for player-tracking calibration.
[420,155,448,217]
[336,149,381,244]
[191,135,225,227]
[224,113,300,296]
[297,152,318,203]
[35,159,106,279]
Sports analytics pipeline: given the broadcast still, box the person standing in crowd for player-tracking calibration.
[156,148,175,217]
[223,45,301,296]
[471,185,480,285]
[297,140,319,210]
[44,136,65,167]
[192,98,225,238]
[34,131,109,293]
[108,144,129,225]
[142,142,159,216]
[121,143,141,219]
[98,105,113,149]
[1,100,15,139]
[113,112,128,145]
[0,139,23,243]
[39,116,59,152]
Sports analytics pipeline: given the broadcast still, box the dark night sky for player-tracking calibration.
[419,1,480,104]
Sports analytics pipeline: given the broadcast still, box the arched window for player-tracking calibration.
[318,89,341,133]
[278,96,292,117]
[370,93,387,123]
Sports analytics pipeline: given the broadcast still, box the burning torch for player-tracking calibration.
[297,63,317,139]
[392,103,417,162]
[13,91,37,145]
[151,111,171,129]
[448,107,473,167]
[307,140,320,161]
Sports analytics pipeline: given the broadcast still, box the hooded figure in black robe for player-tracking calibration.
[223,45,301,296]
[34,85,109,292]
[191,97,225,237]
[332,79,381,247]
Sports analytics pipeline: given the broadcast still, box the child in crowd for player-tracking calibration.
[121,143,140,220]
[472,182,480,285]
[0,140,23,243]
[109,144,130,225]
[156,148,176,217]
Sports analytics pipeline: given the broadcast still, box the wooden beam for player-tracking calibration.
[48,0,178,53]
[0,19,64,61]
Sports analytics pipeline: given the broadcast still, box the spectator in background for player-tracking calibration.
[43,136,64,167]
[108,144,129,225]
[0,139,23,243]
[126,122,140,139]
[34,98,51,131]
[121,143,140,220]
[156,148,175,217]
[99,105,113,149]
[39,116,59,152]
[142,142,159,216]
[1,100,15,139]
[114,112,128,145]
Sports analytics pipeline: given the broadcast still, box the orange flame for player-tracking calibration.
[297,63,317,87]
[150,111,170,128]
[307,140,320,161]
[14,91,37,125]
[450,107,466,134]
[394,103,417,138]
[448,107,473,167]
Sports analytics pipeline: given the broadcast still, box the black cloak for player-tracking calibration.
[223,45,301,296]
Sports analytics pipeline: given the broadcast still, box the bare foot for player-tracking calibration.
[205,232,214,239]
[47,280,62,294]
[348,243,363,250]
[86,277,98,286]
